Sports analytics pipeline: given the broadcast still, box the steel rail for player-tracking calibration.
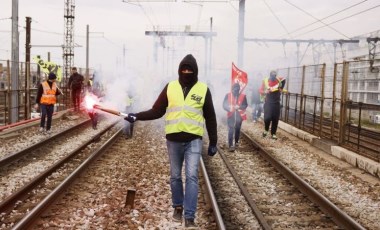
[0,119,91,167]
[242,131,365,230]
[217,146,272,230]
[12,128,124,230]
[0,120,119,214]
[199,156,226,230]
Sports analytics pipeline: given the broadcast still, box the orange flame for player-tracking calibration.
[84,93,98,110]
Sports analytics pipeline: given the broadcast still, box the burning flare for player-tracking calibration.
[84,93,98,111]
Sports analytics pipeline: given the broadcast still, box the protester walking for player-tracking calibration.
[35,72,62,134]
[223,83,248,152]
[124,54,218,228]
[68,67,84,112]
[250,76,264,123]
[259,70,286,140]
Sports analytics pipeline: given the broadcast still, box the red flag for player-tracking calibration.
[231,63,248,93]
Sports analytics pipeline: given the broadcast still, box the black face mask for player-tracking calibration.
[232,87,240,96]
[181,73,195,84]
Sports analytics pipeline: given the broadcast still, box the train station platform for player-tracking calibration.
[279,121,380,178]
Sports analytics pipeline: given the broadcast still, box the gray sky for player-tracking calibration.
[1,0,379,111]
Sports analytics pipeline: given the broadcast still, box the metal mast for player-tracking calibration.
[63,0,75,99]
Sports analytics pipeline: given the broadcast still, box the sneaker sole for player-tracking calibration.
[172,216,182,223]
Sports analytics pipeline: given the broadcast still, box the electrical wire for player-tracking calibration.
[294,4,380,38]
[262,0,293,38]
[0,17,11,21]
[282,0,352,39]
[280,0,369,38]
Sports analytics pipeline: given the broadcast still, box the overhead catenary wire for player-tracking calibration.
[281,0,351,39]
[279,0,369,39]
[262,0,293,39]
[294,4,380,38]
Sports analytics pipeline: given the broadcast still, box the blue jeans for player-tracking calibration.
[40,104,54,130]
[167,139,202,220]
[227,113,243,147]
[252,103,263,121]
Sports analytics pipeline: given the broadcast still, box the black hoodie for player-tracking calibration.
[135,54,218,146]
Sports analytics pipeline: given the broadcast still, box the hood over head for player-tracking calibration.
[232,83,240,96]
[269,70,277,81]
[178,54,198,86]
[48,72,57,80]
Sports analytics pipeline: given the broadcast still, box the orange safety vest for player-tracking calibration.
[40,81,57,105]
[227,93,247,120]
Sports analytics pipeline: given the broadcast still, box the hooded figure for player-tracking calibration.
[178,54,199,96]
[123,54,218,228]
[35,72,62,134]
[232,83,240,96]
[223,82,248,151]
[269,70,277,81]
[259,70,286,140]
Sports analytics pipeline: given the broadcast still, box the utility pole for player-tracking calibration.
[25,16,31,119]
[237,0,245,68]
[10,0,19,123]
[86,24,89,83]
[367,37,379,72]
[63,0,75,108]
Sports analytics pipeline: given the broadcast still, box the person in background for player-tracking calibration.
[251,74,264,123]
[68,67,84,112]
[87,75,94,93]
[35,72,62,134]
[123,92,134,138]
[259,70,286,140]
[124,54,218,228]
[223,83,248,152]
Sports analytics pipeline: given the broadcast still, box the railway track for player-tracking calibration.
[0,121,225,229]
[204,126,365,229]
[0,116,121,229]
[1,119,379,229]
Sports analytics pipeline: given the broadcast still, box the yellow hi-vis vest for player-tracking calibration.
[264,77,282,92]
[40,81,57,105]
[165,80,207,136]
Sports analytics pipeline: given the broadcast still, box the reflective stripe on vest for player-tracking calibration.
[40,81,57,105]
[165,80,207,136]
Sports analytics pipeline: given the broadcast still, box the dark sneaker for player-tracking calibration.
[185,218,198,229]
[228,146,235,152]
[172,206,183,222]
[262,131,268,137]
[271,134,278,140]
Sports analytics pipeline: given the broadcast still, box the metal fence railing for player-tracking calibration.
[278,59,380,162]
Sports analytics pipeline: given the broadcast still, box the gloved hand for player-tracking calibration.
[234,105,240,110]
[208,145,218,156]
[124,113,137,123]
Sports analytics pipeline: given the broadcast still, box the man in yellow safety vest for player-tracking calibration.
[124,54,218,228]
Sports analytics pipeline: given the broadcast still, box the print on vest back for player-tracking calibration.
[191,94,202,104]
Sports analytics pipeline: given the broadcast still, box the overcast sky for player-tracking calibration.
[1,0,379,110]
[1,0,379,72]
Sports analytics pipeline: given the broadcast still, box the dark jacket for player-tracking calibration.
[36,80,62,104]
[222,92,248,118]
[68,72,84,90]
[135,54,218,146]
